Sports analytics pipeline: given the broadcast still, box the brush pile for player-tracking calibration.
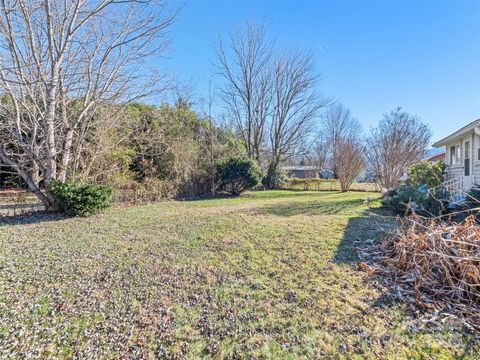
[382,214,480,329]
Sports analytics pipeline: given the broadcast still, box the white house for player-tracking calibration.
[433,119,480,192]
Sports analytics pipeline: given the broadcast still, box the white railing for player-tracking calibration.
[437,177,464,204]
[443,177,463,193]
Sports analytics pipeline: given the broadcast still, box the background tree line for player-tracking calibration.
[0,1,432,211]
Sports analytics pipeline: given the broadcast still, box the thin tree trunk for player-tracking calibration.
[58,128,75,182]
[44,82,59,186]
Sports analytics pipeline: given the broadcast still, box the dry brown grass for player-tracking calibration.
[382,214,480,329]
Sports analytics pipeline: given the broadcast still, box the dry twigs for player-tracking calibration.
[382,214,480,329]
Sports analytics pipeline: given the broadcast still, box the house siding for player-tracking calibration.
[434,120,480,192]
[447,166,463,180]
[445,140,462,180]
[473,133,480,187]
[444,131,480,190]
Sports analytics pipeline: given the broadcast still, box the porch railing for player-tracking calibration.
[436,177,464,204]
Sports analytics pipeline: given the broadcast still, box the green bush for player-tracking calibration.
[217,157,262,195]
[262,166,286,190]
[382,184,449,216]
[383,161,449,216]
[382,186,415,214]
[50,181,113,216]
[406,160,446,188]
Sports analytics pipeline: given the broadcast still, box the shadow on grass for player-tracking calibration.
[176,190,340,206]
[0,211,67,226]
[334,207,396,264]
[245,190,342,199]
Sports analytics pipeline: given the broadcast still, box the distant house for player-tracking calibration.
[282,166,319,179]
[426,152,446,162]
[422,147,446,162]
[433,119,480,192]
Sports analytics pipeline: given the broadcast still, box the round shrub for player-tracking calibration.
[382,184,449,216]
[262,165,286,190]
[217,157,262,195]
[406,160,446,188]
[50,181,113,217]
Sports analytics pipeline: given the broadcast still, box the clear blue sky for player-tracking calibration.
[166,0,480,144]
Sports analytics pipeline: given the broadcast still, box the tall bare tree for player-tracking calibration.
[216,20,273,162]
[321,102,362,176]
[217,21,328,186]
[365,107,431,190]
[267,49,327,172]
[0,0,177,208]
[335,138,365,192]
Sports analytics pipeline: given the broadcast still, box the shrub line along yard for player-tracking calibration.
[1,191,478,359]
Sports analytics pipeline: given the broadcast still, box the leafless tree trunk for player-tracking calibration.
[0,0,177,209]
[365,107,431,190]
[216,20,274,163]
[217,21,328,181]
[321,102,362,177]
[309,134,328,173]
[335,138,365,192]
[267,50,328,173]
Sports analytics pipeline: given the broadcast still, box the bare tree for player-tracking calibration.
[217,22,328,184]
[267,49,328,173]
[0,0,177,208]
[216,20,273,162]
[335,138,365,192]
[307,132,328,173]
[321,102,362,176]
[365,107,431,190]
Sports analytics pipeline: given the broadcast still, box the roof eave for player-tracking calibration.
[432,119,480,147]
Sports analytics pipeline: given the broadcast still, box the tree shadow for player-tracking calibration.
[182,190,333,201]
[0,211,67,226]
[334,207,397,264]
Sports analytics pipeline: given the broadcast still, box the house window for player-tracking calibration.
[450,145,460,165]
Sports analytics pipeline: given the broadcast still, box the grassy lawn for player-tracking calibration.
[0,191,478,359]
[282,180,379,192]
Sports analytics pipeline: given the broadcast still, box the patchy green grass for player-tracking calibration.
[282,179,379,192]
[0,191,478,358]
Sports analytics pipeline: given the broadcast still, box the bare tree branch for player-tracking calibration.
[215,20,274,162]
[365,107,431,190]
[335,137,365,192]
[320,102,362,176]
[0,0,178,208]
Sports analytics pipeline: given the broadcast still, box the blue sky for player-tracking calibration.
[166,1,480,144]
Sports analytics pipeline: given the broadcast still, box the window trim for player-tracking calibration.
[476,134,480,163]
[450,143,461,166]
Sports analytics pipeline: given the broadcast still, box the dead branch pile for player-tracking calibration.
[382,215,480,329]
